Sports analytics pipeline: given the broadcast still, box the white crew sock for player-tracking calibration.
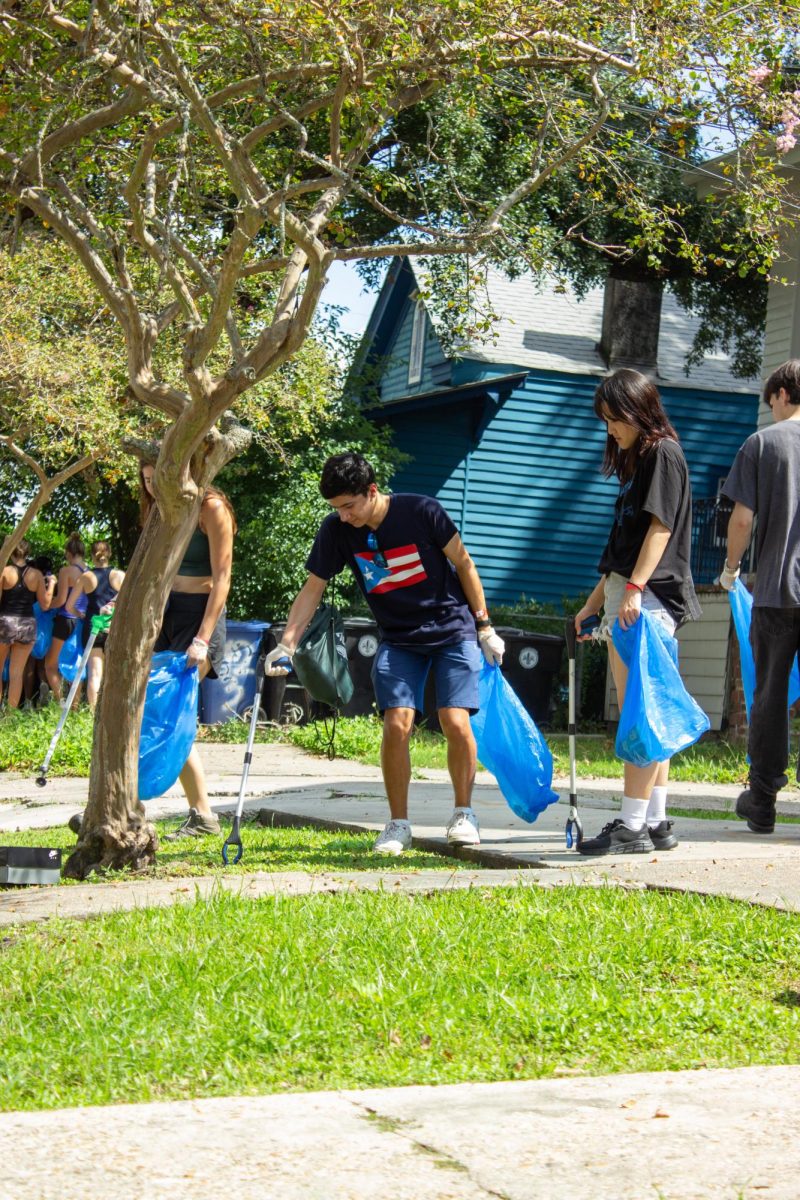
[647,786,668,828]
[452,807,473,814]
[620,795,648,831]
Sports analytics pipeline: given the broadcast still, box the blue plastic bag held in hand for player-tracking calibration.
[470,661,559,822]
[138,652,199,801]
[32,603,55,660]
[612,610,710,766]
[729,578,800,720]
[58,622,86,682]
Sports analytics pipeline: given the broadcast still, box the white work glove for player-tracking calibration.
[717,561,740,591]
[264,643,293,676]
[478,626,505,666]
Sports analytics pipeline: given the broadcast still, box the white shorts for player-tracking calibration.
[598,572,677,643]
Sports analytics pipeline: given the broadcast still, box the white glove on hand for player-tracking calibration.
[264,643,293,676]
[478,626,505,666]
[718,561,740,591]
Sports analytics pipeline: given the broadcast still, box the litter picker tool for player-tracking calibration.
[564,615,590,850]
[222,651,266,866]
[35,612,112,788]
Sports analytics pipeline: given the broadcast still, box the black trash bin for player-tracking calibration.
[421,626,565,732]
[341,617,379,718]
[495,626,565,727]
[261,622,312,725]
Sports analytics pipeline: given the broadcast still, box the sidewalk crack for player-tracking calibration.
[354,1102,512,1199]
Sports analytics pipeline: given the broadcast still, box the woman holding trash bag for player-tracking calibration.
[44,533,88,702]
[573,368,701,856]
[140,464,236,839]
[65,540,125,709]
[0,541,56,709]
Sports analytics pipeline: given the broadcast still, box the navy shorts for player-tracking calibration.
[371,639,482,716]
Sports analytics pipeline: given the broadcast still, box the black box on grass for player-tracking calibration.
[0,846,61,886]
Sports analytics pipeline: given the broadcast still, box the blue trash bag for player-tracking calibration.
[612,610,710,766]
[729,578,800,720]
[31,602,55,660]
[58,621,87,682]
[469,661,559,822]
[138,652,200,801]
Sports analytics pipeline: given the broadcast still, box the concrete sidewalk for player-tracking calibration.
[2,742,800,916]
[2,1066,799,1199]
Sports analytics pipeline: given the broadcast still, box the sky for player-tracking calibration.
[319,259,383,340]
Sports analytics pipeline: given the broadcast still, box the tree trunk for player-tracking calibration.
[64,496,203,878]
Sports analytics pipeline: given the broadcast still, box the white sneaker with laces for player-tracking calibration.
[373,819,412,856]
[446,808,481,846]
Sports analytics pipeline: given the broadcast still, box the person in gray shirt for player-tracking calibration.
[719,359,800,833]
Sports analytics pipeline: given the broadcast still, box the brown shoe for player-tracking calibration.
[164,811,221,840]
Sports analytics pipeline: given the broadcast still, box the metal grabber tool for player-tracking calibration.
[564,616,584,850]
[222,652,266,866]
[35,612,113,787]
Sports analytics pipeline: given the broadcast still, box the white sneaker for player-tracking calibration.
[373,819,412,856]
[446,808,481,846]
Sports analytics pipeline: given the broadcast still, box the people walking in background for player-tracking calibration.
[66,540,125,709]
[719,359,800,835]
[574,369,701,856]
[140,464,236,839]
[265,451,504,856]
[44,533,88,702]
[0,540,56,709]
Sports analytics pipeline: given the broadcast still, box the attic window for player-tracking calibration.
[408,298,426,386]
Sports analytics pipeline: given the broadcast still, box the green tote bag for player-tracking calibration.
[292,603,355,710]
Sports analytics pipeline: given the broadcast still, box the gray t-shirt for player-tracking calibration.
[722,420,800,606]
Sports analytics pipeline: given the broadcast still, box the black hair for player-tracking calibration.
[320,452,376,499]
[593,369,678,482]
[763,360,800,408]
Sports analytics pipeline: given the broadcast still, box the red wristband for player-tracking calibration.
[625,581,643,593]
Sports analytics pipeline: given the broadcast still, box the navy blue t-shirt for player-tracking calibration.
[306,494,476,648]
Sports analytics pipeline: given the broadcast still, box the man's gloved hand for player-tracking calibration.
[478,626,505,666]
[264,643,293,676]
[718,560,741,591]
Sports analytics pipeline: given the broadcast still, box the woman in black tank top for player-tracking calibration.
[0,540,56,708]
[66,540,125,709]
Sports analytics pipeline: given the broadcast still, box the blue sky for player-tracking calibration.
[319,259,383,338]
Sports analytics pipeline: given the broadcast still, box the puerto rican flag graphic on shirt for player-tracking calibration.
[354,543,427,594]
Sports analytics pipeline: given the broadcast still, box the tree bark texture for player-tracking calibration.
[64,495,203,878]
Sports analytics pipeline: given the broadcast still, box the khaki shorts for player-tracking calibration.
[598,572,677,643]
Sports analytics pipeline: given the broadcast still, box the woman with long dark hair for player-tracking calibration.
[0,540,56,708]
[140,464,236,838]
[574,368,701,856]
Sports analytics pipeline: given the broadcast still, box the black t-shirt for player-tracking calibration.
[597,438,700,625]
[306,494,476,648]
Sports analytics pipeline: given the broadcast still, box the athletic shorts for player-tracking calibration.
[52,614,77,642]
[154,591,226,679]
[599,571,678,643]
[0,614,36,645]
[371,638,482,716]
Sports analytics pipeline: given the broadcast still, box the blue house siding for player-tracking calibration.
[381,298,448,402]
[380,364,758,606]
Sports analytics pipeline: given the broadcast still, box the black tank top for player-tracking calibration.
[2,566,35,618]
[86,567,117,618]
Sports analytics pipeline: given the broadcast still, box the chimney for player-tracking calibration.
[599,274,663,374]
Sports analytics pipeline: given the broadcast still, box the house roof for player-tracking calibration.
[412,260,759,394]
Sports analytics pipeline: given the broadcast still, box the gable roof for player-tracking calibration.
[354,256,759,395]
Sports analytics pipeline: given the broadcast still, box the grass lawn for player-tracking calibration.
[2,886,800,1112]
[0,820,474,880]
[0,705,752,784]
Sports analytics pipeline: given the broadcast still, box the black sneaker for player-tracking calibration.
[67,811,84,835]
[578,819,654,857]
[735,789,775,834]
[648,820,678,851]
